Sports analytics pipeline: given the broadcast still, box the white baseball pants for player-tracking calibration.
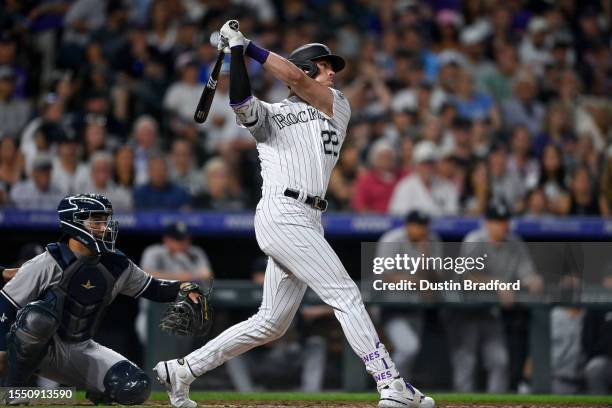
[186,188,394,383]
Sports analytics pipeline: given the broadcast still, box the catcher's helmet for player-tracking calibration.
[57,194,118,253]
[288,43,345,78]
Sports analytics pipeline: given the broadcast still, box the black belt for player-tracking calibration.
[283,188,328,212]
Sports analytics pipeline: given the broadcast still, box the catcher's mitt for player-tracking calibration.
[159,281,213,337]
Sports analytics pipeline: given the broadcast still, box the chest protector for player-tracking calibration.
[42,242,129,342]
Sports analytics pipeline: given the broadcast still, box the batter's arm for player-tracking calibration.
[262,52,334,117]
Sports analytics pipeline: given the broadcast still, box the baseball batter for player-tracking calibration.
[155,20,434,408]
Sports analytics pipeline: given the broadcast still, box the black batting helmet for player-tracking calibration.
[288,43,346,78]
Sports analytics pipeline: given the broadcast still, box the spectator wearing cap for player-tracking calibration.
[488,142,526,213]
[141,221,212,283]
[164,53,205,133]
[51,129,84,194]
[351,140,401,214]
[446,116,477,170]
[140,220,213,356]
[9,154,63,210]
[0,137,25,190]
[0,66,30,138]
[451,202,543,393]
[133,154,191,210]
[375,210,443,377]
[501,71,546,137]
[519,17,552,76]
[192,157,247,211]
[75,151,133,211]
[389,140,459,216]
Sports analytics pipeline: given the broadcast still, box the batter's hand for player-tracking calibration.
[220,20,249,49]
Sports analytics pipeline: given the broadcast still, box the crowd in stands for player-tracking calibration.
[0,0,610,216]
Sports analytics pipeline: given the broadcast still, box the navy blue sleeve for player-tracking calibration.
[140,278,181,302]
[0,291,18,351]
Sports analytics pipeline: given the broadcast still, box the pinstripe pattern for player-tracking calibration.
[187,89,395,385]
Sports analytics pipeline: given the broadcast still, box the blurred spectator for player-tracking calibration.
[551,307,585,394]
[130,115,160,185]
[501,71,546,137]
[9,154,63,210]
[351,140,400,214]
[113,144,135,189]
[560,166,607,216]
[452,202,543,393]
[169,138,202,196]
[20,94,67,173]
[461,159,490,216]
[446,116,476,170]
[133,154,190,209]
[479,44,519,104]
[488,142,526,213]
[533,103,575,158]
[582,309,612,394]
[60,0,107,69]
[538,144,569,214]
[524,187,552,218]
[0,66,30,138]
[51,130,82,195]
[75,151,132,211]
[510,126,539,171]
[389,140,459,216]
[141,221,212,282]
[327,140,361,211]
[518,17,551,76]
[0,137,24,190]
[601,154,612,214]
[452,69,500,129]
[192,157,246,211]
[140,221,212,356]
[376,210,442,377]
[163,53,204,141]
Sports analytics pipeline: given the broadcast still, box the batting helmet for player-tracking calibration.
[57,194,118,253]
[288,43,346,78]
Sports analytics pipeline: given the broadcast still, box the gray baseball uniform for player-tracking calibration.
[0,250,152,393]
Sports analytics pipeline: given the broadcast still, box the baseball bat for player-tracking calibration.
[194,51,225,123]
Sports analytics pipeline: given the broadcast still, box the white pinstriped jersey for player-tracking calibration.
[238,89,351,197]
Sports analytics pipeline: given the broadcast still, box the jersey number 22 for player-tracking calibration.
[321,130,339,157]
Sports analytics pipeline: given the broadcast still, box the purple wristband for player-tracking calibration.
[245,41,270,65]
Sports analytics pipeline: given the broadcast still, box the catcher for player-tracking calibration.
[0,194,211,405]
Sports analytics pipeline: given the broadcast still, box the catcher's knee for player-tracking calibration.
[102,360,151,405]
[7,301,59,384]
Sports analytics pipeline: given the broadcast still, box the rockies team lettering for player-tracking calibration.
[271,107,326,130]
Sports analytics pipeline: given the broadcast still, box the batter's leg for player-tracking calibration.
[186,258,307,376]
[255,202,399,387]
